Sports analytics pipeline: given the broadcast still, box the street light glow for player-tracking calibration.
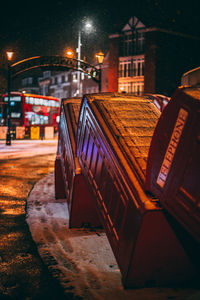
[85,21,92,30]
[65,49,74,58]
[96,51,104,64]
[6,51,14,61]
[95,51,104,92]
[76,19,94,96]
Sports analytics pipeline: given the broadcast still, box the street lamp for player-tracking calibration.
[65,48,75,58]
[95,51,104,92]
[76,20,93,96]
[6,51,14,146]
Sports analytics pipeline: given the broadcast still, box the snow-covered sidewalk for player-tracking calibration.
[26,172,200,300]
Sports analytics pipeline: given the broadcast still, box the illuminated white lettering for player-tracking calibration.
[157,108,188,188]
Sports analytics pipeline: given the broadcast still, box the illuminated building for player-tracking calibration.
[108,16,200,96]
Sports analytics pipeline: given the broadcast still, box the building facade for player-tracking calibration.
[118,17,145,95]
[108,17,200,97]
[14,16,200,99]
[38,69,99,100]
[108,17,145,95]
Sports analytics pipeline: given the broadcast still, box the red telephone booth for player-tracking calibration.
[76,93,196,287]
[55,97,100,228]
[146,86,200,243]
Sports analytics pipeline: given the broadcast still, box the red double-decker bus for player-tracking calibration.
[1,92,60,136]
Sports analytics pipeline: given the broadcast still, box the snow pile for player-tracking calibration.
[26,172,199,300]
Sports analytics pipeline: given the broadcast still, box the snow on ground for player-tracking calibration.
[1,140,199,299]
[26,172,200,300]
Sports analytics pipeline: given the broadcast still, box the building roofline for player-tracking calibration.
[145,27,200,40]
[109,26,200,41]
[109,33,121,39]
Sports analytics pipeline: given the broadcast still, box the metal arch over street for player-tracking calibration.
[10,55,100,82]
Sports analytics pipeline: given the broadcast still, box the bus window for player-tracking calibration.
[10,101,22,118]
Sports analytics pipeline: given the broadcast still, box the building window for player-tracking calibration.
[133,61,137,76]
[73,74,77,82]
[22,78,27,86]
[22,77,33,86]
[119,61,131,78]
[43,71,51,78]
[119,64,123,77]
[138,62,141,76]
[121,29,145,56]
[58,76,62,85]
[64,91,68,98]
[28,77,33,84]
[41,85,48,95]
[119,82,131,93]
[119,57,144,78]
[119,81,144,95]
[137,31,145,53]
[124,32,134,56]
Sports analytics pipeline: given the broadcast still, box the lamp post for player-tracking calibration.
[77,30,82,96]
[6,51,14,146]
[76,21,92,96]
[95,51,104,92]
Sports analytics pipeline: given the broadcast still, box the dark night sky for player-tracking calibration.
[0,0,199,62]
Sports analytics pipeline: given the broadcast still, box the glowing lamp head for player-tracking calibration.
[96,51,104,64]
[85,22,92,30]
[6,51,14,61]
[84,21,93,33]
[65,49,74,58]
